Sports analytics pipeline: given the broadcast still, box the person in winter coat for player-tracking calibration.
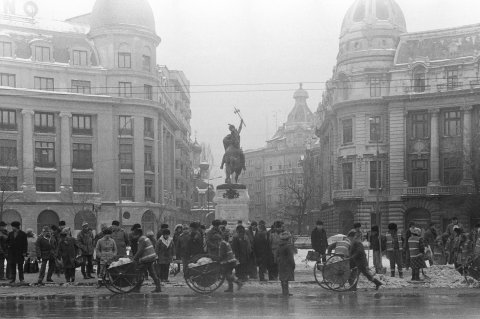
[185,222,204,261]
[155,229,175,282]
[35,226,57,284]
[423,223,437,266]
[386,223,404,278]
[268,221,284,280]
[131,228,161,293]
[24,229,39,274]
[93,224,108,276]
[347,230,383,291]
[369,225,386,274]
[231,225,252,281]
[311,221,328,263]
[110,221,129,257]
[7,221,28,284]
[95,228,117,286]
[128,224,142,256]
[77,222,95,279]
[254,224,270,281]
[409,228,426,281]
[245,221,258,279]
[56,228,78,283]
[0,221,9,280]
[276,231,295,297]
[209,232,243,293]
[172,224,183,273]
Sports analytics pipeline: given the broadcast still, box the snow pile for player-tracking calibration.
[109,258,132,268]
[188,257,213,268]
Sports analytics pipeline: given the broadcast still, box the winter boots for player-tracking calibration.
[391,270,403,278]
[391,271,395,277]
[281,281,292,297]
[373,278,383,290]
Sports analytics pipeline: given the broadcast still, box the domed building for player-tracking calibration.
[0,0,195,234]
[314,0,480,236]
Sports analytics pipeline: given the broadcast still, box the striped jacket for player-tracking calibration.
[134,236,157,263]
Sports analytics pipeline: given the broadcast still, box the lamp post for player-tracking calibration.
[370,117,382,256]
[118,116,133,228]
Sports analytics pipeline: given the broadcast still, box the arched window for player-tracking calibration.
[37,210,59,234]
[74,210,97,231]
[142,210,155,233]
[2,209,22,230]
[412,66,426,93]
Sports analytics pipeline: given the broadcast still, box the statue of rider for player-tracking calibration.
[220,119,246,171]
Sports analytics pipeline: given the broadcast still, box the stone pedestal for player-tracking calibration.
[213,184,250,226]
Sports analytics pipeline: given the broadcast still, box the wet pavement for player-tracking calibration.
[1,286,480,318]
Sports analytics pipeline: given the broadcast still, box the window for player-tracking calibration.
[73,178,92,193]
[338,79,349,100]
[144,117,153,138]
[413,69,426,92]
[0,176,17,191]
[0,109,16,130]
[370,161,382,189]
[144,84,153,100]
[411,159,428,187]
[119,144,133,170]
[342,162,353,190]
[34,112,55,133]
[119,116,132,135]
[71,80,91,94]
[342,118,353,144]
[0,73,15,87]
[444,111,461,137]
[118,52,131,68]
[36,177,56,192]
[0,41,12,57]
[370,77,381,97]
[369,116,381,141]
[446,69,459,90]
[118,82,132,97]
[72,114,92,135]
[142,55,151,71]
[443,156,462,185]
[0,139,17,166]
[412,113,429,139]
[145,179,153,201]
[34,46,50,62]
[72,50,88,66]
[34,77,54,91]
[144,146,153,171]
[72,143,92,169]
[121,179,134,199]
[35,142,55,167]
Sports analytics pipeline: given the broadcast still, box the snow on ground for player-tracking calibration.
[295,249,480,289]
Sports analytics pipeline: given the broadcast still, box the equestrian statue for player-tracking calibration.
[220,108,246,184]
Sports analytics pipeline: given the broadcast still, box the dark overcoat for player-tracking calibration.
[7,230,28,263]
[276,241,295,281]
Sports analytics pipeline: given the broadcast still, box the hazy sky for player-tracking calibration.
[31,0,480,175]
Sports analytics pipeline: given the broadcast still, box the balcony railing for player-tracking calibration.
[403,185,475,196]
[333,188,365,200]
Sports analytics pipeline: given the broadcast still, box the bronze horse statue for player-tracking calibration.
[220,119,246,184]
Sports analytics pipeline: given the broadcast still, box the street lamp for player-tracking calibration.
[118,116,133,228]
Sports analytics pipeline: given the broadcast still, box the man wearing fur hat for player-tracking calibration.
[6,221,27,284]
[386,223,404,278]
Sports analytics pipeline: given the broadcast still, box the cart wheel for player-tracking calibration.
[103,267,145,294]
[313,260,330,290]
[184,254,225,295]
[322,255,359,292]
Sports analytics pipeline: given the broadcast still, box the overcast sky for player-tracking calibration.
[33,0,480,175]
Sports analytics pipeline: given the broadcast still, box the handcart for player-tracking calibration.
[312,254,359,292]
[102,260,144,294]
[184,254,225,295]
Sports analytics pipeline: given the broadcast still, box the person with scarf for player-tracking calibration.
[95,228,117,286]
[36,226,57,284]
[156,229,176,282]
[56,228,78,283]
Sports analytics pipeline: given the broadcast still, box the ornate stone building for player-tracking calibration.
[0,0,194,234]
[314,0,480,236]
[241,84,315,225]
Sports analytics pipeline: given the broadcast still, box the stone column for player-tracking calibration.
[461,105,474,186]
[133,115,145,202]
[159,120,165,205]
[59,112,72,194]
[21,110,35,196]
[428,108,440,186]
[153,118,159,203]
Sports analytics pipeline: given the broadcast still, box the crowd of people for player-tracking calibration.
[0,218,297,296]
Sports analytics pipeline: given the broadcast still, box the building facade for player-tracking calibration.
[0,0,194,234]
[241,84,315,226]
[314,0,480,236]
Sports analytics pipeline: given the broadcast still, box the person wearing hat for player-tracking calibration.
[253,223,270,282]
[128,224,142,256]
[276,231,295,296]
[452,226,468,272]
[57,227,78,283]
[24,228,39,274]
[369,225,386,274]
[246,221,258,280]
[110,220,129,257]
[95,228,116,286]
[386,223,404,278]
[77,222,95,279]
[131,228,161,293]
[0,221,8,280]
[408,227,426,281]
[35,226,57,284]
[155,229,175,282]
[231,225,252,282]
[268,221,284,281]
[94,223,108,276]
[347,230,383,291]
[311,220,328,263]
[6,221,27,284]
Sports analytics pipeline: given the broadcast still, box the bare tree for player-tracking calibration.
[0,156,20,221]
[279,173,314,234]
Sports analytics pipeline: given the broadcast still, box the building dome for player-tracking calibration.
[90,0,155,32]
[287,83,313,124]
[340,0,406,37]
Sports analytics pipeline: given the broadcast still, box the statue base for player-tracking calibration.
[213,184,250,227]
